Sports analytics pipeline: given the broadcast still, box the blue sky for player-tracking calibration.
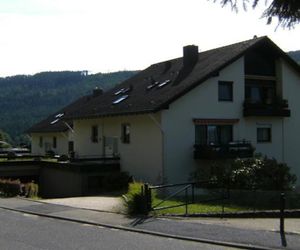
[0,0,299,77]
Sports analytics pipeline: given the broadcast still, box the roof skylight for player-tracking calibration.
[55,113,64,118]
[147,81,159,90]
[157,79,171,88]
[50,119,59,125]
[114,86,132,96]
[113,95,129,105]
[114,88,125,96]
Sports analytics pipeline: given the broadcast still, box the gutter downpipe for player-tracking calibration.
[282,118,285,163]
[148,113,165,184]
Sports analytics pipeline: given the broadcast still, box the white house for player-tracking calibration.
[28,36,300,189]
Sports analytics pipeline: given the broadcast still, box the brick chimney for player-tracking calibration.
[183,45,198,67]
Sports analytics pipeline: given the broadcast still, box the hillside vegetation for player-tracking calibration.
[0,71,138,145]
[289,50,300,64]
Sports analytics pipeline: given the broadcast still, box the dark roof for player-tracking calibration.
[27,95,93,133]
[64,36,300,120]
[29,36,300,133]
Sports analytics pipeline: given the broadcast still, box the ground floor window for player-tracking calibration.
[91,125,98,143]
[195,125,233,145]
[257,127,271,143]
[53,136,57,148]
[39,136,43,148]
[121,124,130,144]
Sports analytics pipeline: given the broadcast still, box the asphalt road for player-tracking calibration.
[0,209,236,250]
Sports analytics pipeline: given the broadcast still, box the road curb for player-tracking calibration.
[0,205,280,250]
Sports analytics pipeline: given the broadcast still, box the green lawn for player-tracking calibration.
[149,191,300,215]
[0,157,58,163]
[151,198,244,215]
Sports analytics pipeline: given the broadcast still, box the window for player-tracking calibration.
[91,125,98,143]
[68,141,74,152]
[245,79,276,104]
[39,136,43,148]
[53,136,57,148]
[121,124,130,144]
[257,127,271,143]
[195,125,232,145]
[218,81,233,101]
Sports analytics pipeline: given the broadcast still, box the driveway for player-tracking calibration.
[41,196,125,213]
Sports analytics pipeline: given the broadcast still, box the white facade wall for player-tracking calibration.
[281,61,300,188]
[161,57,296,185]
[161,58,245,183]
[73,114,163,184]
[31,132,69,155]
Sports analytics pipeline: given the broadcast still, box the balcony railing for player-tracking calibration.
[243,98,290,117]
[194,140,254,159]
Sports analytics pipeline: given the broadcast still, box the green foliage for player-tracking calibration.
[102,172,131,192]
[0,70,138,145]
[25,181,39,198]
[215,0,300,28]
[0,179,21,197]
[0,129,12,146]
[191,156,297,191]
[123,182,147,215]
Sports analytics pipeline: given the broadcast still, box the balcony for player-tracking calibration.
[194,140,254,160]
[243,98,290,117]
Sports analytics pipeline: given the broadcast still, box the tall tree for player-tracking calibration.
[214,0,300,28]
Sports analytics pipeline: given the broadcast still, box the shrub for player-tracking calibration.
[58,154,69,162]
[231,156,297,190]
[102,172,131,191]
[45,150,55,158]
[0,179,21,197]
[25,181,39,198]
[7,151,17,160]
[123,182,148,215]
[191,156,297,191]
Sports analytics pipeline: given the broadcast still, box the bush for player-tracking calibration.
[7,151,17,160]
[231,156,297,190]
[123,182,147,215]
[102,172,131,191]
[191,156,297,191]
[24,181,39,198]
[58,154,69,162]
[0,179,21,197]
[45,150,55,158]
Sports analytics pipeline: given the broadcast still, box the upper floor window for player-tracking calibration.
[245,78,276,104]
[53,136,57,148]
[121,124,130,144]
[91,125,98,143]
[218,81,233,102]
